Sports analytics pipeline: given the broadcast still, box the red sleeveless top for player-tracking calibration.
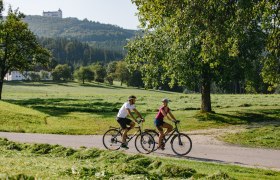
[155,106,170,120]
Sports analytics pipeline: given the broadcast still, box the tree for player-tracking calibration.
[127,0,277,112]
[0,7,51,99]
[115,61,129,86]
[91,63,106,83]
[0,0,3,19]
[39,70,50,80]
[74,66,94,84]
[28,72,41,81]
[260,1,280,91]
[127,70,144,88]
[106,61,117,85]
[52,64,72,81]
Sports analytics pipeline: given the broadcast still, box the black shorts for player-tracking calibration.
[116,117,132,129]
[154,118,164,131]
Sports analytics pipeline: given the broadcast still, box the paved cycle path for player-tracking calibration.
[0,131,279,171]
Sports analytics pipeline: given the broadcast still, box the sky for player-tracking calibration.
[3,0,140,30]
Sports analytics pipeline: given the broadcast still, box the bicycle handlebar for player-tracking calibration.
[173,120,180,124]
[136,118,144,124]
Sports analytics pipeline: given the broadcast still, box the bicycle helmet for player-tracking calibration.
[162,98,169,103]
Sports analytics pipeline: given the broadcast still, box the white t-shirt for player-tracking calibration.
[117,102,135,118]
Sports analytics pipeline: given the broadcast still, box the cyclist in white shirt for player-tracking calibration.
[116,95,144,149]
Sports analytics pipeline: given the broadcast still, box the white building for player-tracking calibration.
[4,71,52,81]
[4,71,25,81]
[43,9,62,18]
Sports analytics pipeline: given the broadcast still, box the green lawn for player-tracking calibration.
[0,138,279,180]
[221,125,280,149]
[1,81,280,147]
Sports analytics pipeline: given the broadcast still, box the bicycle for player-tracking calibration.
[145,120,192,156]
[102,119,155,154]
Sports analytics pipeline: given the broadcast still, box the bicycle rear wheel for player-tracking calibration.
[135,132,155,154]
[171,133,192,156]
[102,129,122,150]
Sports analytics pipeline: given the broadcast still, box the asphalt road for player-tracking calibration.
[0,131,279,171]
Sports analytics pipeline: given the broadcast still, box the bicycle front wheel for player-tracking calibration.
[171,133,192,156]
[102,129,122,150]
[135,132,155,154]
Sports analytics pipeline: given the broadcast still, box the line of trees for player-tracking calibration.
[51,61,144,87]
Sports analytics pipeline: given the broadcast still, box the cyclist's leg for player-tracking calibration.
[117,118,129,144]
[162,122,173,136]
[122,118,134,144]
[154,119,163,147]
[156,126,164,148]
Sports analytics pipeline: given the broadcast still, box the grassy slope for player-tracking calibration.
[1,81,280,147]
[0,138,279,180]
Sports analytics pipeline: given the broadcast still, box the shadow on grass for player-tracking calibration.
[4,81,51,87]
[80,83,128,89]
[4,81,78,87]
[4,98,122,117]
[195,109,280,125]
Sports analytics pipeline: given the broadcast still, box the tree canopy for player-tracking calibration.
[0,8,51,99]
[126,0,279,112]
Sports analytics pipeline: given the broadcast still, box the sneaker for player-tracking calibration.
[120,143,129,149]
[161,143,165,150]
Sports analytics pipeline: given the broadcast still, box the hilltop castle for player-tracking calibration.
[43,9,62,18]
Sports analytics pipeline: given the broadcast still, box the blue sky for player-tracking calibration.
[3,0,140,30]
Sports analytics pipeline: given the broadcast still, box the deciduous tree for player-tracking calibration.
[0,7,51,99]
[52,64,72,81]
[74,66,94,84]
[127,0,278,112]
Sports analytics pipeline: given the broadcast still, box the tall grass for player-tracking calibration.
[0,138,279,179]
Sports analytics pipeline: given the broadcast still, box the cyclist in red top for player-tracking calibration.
[154,98,177,150]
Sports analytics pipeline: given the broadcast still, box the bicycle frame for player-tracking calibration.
[162,122,180,144]
[108,122,144,144]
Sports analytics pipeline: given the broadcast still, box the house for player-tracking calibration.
[4,71,52,81]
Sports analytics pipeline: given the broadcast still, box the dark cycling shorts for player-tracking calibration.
[154,118,164,127]
[117,117,132,129]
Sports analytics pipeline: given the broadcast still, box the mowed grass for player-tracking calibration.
[0,138,279,180]
[1,81,280,148]
[221,125,280,149]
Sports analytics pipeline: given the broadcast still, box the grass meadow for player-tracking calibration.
[1,81,280,148]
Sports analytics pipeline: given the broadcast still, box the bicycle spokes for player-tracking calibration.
[171,133,192,156]
[103,129,122,150]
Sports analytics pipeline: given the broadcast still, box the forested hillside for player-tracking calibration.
[38,37,123,67]
[24,15,137,52]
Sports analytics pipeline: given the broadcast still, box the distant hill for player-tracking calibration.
[23,15,137,52]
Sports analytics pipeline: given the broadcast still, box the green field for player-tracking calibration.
[1,81,280,149]
[1,138,279,180]
[1,81,280,179]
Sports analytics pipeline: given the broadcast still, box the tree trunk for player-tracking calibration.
[201,63,212,112]
[0,79,3,100]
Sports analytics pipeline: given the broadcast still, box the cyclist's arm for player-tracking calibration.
[133,109,145,122]
[126,108,137,122]
[168,111,177,122]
